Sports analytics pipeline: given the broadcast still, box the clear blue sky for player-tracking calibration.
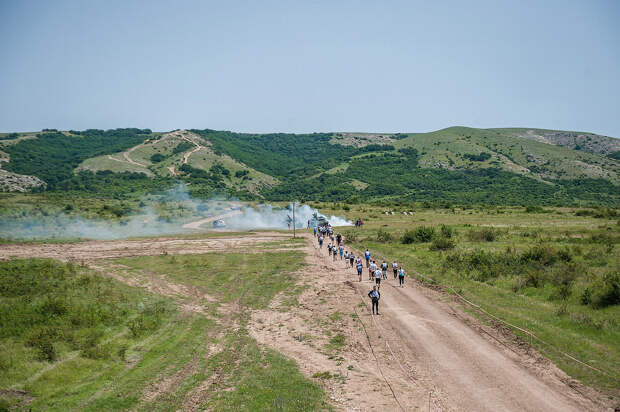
[1,0,619,136]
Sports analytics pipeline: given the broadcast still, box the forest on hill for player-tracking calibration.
[0,127,618,206]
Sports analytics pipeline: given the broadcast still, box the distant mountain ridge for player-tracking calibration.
[0,126,618,206]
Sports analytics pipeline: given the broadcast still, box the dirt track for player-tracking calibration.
[250,234,607,411]
[0,232,610,410]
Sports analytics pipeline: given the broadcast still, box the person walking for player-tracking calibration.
[364,249,371,268]
[339,245,344,260]
[313,226,317,237]
[344,251,349,265]
[374,267,382,288]
[357,260,364,282]
[368,286,380,315]
[392,261,399,279]
[349,252,355,268]
[398,267,406,287]
[318,235,323,249]
[381,261,388,280]
[369,260,377,281]
[336,233,342,246]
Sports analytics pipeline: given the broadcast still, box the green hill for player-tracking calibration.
[1,126,618,206]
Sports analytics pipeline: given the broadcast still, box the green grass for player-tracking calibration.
[1,250,330,411]
[341,205,619,394]
[114,251,306,309]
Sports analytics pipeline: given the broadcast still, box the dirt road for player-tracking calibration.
[0,233,287,261]
[301,234,606,411]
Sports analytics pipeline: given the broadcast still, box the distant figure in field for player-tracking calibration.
[368,286,380,315]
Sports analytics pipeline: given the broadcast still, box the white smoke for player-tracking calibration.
[0,185,351,241]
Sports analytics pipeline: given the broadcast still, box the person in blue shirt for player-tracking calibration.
[356,261,363,282]
[364,249,371,268]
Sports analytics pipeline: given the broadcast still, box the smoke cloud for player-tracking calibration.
[0,185,351,241]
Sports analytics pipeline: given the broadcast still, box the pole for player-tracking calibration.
[292,201,296,238]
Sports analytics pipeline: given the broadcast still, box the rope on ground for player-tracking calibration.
[357,291,441,412]
[353,303,406,412]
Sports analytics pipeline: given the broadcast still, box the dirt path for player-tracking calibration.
[182,144,202,164]
[181,209,243,229]
[123,144,147,167]
[251,234,607,411]
[0,233,288,261]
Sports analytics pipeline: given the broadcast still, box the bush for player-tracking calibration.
[591,272,620,309]
[468,227,499,242]
[150,153,166,163]
[401,226,435,244]
[521,245,557,266]
[430,237,455,251]
[440,224,453,238]
[376,229,392,242]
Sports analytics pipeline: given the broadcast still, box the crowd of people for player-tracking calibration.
[313,226,407,315]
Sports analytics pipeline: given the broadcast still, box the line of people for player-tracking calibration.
[315,231,407,316]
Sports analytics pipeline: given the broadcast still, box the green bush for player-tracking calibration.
[401,226,435,244]
[429,237,455,251]
[440,224,453,238]
[588,272,620,309]
[468,227,499,242]
[376,229,392,242]
[150,153,166,163]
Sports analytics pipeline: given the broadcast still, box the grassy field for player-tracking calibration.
[0,251,330,411]
[315,203,619,392]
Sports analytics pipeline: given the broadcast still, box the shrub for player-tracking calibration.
[521,245,557,266]
[440,224,453,238]
[429,237,455,251]
[592,272,620,309]
[410,226,435,242]
[376,229,392,242]
[401,230,417,244]
[150,153,166,163]
[468,227,499,242]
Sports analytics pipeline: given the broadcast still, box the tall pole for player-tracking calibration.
[292,201,296,238]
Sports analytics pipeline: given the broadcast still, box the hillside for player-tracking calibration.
[0,126,618,206]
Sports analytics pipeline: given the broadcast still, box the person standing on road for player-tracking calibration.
[357,260,363,282]
[364,249,371,268]
[339,244,344,260]
[349,252,355,268]
[368,286,380,315]
[398,267,406,287]
[333,246,338,261]
[344,251,349,265]
[392,261,399,279]
[381,261,388,280]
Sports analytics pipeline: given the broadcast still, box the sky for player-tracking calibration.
[1,0,619,137]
